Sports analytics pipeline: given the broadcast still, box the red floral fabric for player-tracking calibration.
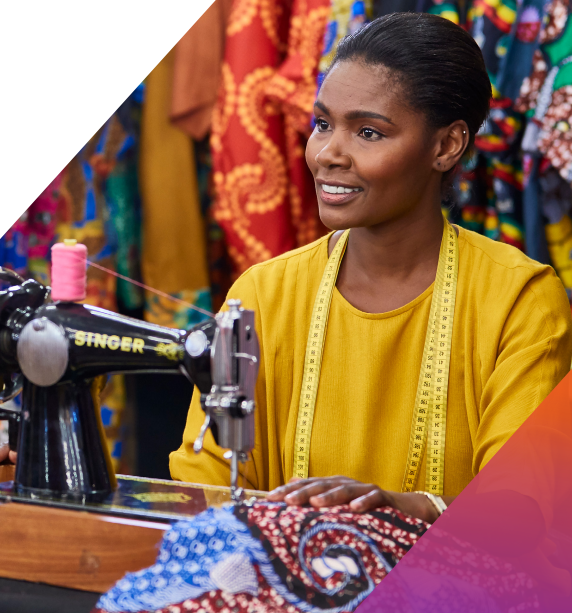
[211,0,330,274]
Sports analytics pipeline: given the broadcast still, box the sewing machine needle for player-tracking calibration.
[230,451,238,496]
[193,413,211,454]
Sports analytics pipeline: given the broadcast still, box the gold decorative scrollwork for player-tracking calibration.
[128,492,193,503]
[155,342,184,362]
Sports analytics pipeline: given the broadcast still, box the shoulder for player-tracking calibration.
[235,234,330,284]
[459,226,548,274]
[226,234,331,306]
[458,226,561,296]
[458,227,571,336]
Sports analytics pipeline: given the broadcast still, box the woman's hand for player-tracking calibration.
[0,445,16,464]
[267,476,443,523]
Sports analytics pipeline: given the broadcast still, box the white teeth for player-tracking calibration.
[322,184,360,194]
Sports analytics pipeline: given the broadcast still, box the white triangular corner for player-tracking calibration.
[0,0,216,238]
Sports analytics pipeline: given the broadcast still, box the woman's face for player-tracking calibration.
[306,60,441,231]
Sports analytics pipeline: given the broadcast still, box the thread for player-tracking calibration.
[51,241,88,301]
[50,247,214,318]
[50,243,215,317]
[86,260,214,318]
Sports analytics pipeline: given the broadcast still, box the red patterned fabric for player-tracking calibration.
[211,0,330,274]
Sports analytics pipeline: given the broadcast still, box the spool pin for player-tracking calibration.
[51,240,88,302]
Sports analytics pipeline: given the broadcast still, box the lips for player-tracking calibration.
[317,181,362,205]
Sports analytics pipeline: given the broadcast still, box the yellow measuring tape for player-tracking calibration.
[293,221,459,495]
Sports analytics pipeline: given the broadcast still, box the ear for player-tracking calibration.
[433,120,469,173]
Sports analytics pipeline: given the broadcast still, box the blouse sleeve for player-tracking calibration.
[473,267,572,474]
[169,268,265,490]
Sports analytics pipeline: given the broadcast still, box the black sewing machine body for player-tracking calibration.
[0,270,259,503]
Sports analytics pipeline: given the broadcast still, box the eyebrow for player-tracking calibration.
[314,100,394,125]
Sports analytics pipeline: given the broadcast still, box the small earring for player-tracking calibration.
[463,130,466,135]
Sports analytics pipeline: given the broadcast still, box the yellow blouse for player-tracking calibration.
[170,227,572,496]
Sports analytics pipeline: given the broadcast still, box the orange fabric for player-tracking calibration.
[211,0,330,273]
[170,0,233,141]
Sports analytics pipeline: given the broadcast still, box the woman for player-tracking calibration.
[170,13,572,524]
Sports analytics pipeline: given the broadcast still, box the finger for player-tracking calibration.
[0,445,8,463]
[8,450,17,464]
[267,476,354,501]
[283,481,339,505]
[349,489,391,513]
[309,483,378,508]
[267,478,314,501]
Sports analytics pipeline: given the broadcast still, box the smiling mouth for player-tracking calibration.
[319,183,362,204]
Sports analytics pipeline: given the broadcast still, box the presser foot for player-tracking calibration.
[230,486,244,503]
[224,450,248,503]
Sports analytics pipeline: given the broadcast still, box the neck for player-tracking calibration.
[335,203,446,314]
[349,205,444,278]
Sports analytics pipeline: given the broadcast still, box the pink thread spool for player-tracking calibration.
[51,240,88,302]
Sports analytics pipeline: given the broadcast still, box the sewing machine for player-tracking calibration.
[0,265,263,600]
[0,265,259,503]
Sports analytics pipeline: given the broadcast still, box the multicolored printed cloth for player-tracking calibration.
[318,0,373,85]
[0,173,62,285]
[94,502,428,613]
[516,0,572,184]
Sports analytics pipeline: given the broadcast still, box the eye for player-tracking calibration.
[315,118,330,132]
[359,127,382,141]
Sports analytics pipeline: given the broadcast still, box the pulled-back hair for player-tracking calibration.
[331,12,491,151]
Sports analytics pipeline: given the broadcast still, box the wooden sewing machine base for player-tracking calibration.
[0,466,264,600]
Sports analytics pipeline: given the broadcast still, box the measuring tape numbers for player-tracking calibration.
[293,221,459,495]
[293,230,349,480]
[402,222,459,495]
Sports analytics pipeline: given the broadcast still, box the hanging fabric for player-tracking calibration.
[514,0,572,293]
[170,0,233,141]
[516,0,572,184]
[211,0,330,274]
[0,173,61,284]
[416,0,527,250]
[139,48,212,329]
[318,0,374,85]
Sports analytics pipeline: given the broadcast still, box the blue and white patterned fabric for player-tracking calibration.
[98,508,262,612]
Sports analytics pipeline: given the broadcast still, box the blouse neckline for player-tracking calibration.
[320,228,462,320]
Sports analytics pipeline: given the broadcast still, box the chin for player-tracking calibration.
[319,211,351,231]
[318,205,367,231]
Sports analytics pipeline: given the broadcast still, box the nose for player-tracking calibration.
[315,131,352,169]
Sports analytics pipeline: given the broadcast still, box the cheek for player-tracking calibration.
[305,133,320,175]
[359,140,432,189]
